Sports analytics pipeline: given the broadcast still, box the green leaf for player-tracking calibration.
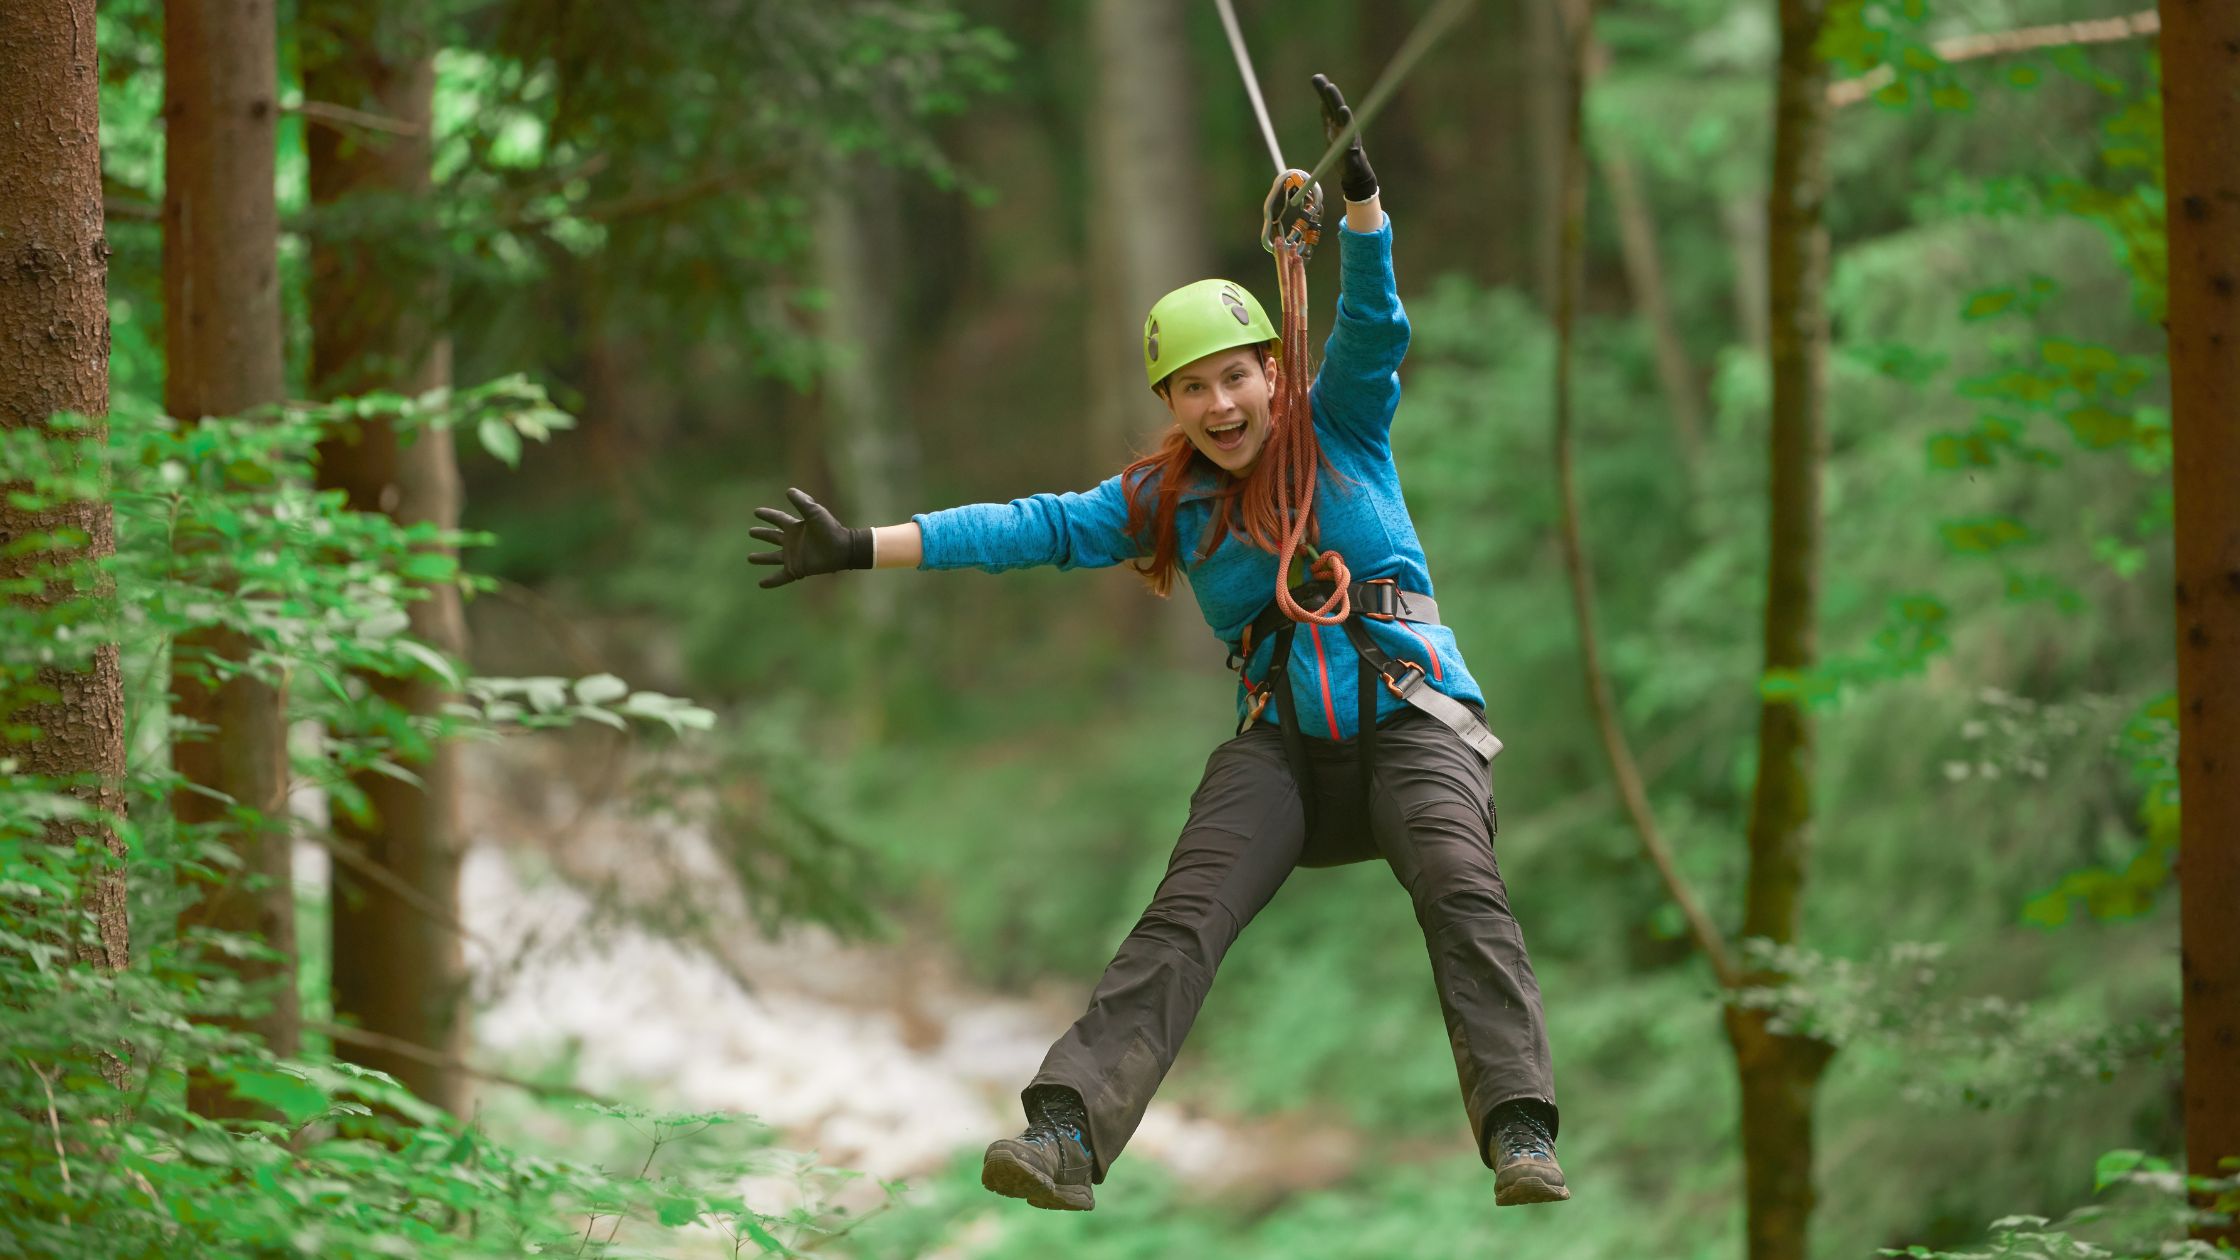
[477,417,523,468]
[2094,1149,2164,1191]
[228,1066,333,1125]
[1961,289,2016,321]
[1940,516,2037,555]
[2063,406,2134,450]
[399,551,459,583]
[574,673,629,705]
[1929,85,1972,112]
[395,640,464,690]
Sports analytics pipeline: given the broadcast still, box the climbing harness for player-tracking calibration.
[1209,0,1504,836]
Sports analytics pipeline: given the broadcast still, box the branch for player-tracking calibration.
[304,825,495,953]
[309,1021,617,1106]
[28,1062,72,1195]
[290,99,424,137]
[1829,8,2160,107]
[1551,0,1744,992]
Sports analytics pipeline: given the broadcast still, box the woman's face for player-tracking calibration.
[1160,346,1278,476]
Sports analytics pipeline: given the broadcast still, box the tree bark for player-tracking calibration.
[1724,197,1771,355]
[0,0,129,976]
[1596,133,1707,473]
[305,0,467,1117]
[2161,0,2240,1241]
[1522,0,1569,309]
[165,0,298,1111]
[815,163,918,737]
[1729,0,1838,1256]
[1085,0,1207,660]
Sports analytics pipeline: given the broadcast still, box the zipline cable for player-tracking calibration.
[1288,0,1481,206]
[1213,0,1288,174]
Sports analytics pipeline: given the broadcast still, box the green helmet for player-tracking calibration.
[1142,278,1278,391]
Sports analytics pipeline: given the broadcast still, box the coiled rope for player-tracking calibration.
[1267,242,1350,625]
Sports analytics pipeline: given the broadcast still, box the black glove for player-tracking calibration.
[747,487,874,589]
[1311,73,1377,204]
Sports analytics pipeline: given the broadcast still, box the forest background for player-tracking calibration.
[1,0,2233,1256]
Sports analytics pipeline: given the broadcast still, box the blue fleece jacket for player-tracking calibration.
[914,217,1483,742]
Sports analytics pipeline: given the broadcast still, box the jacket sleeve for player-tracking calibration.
[1308,215,1410,445]
[913,473,1146,573]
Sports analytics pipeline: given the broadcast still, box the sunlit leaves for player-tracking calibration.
[1940,515,2037,556]
[2022,693,2180,928]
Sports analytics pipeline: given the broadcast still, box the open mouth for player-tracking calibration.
[1206,419,1248,451]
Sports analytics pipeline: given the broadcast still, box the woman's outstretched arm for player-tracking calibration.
[751,477,1143,587]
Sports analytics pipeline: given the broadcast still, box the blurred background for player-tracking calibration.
[82,0,2183,1254]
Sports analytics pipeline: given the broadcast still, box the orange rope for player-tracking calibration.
[1269,243,1350,625]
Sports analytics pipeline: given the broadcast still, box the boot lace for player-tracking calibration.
[1497,1111,1555,1163]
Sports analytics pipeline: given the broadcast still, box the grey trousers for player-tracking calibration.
[1028,710,1557,1181]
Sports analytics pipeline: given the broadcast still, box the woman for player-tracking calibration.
[751,75,1564,1213]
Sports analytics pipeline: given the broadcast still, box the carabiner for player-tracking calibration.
[1261,168,1322,259]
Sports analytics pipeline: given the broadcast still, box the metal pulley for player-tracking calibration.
[1261,169,1322,259]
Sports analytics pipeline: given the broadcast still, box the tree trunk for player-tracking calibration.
[0,0,129,976]
[1522,0,1569,309]
[2161,0,2240,1242]
[1727,0,1837,1256]
[165,0,298,1111]
[1085,0,1207,662]
[1551,0,1743,989]
[304,0,467,1117]
[1724,197,1771,355]
[1596,129,1706,473]
[815,163,919,738]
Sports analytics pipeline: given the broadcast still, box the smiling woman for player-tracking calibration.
[747,73,1567,1217]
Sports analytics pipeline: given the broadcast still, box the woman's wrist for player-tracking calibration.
[872,522,924,569]
[1344,194,1383,234]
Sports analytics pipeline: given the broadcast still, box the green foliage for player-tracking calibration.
[1878,1152,2236,1258]
[0,384,881,1256]
[2023,693,2180,928]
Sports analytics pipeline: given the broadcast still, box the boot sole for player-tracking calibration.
[1495,1171,1572,1206]
[982,1147,1095,1212]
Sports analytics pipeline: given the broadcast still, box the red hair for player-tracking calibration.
[1120,342,1335,598]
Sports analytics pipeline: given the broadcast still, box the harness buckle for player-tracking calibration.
[1382,660,1427,700]
[1360,578,1399,620]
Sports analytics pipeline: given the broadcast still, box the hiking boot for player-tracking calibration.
[1490,1103,1570,1206]
[982,1087,1096,1211]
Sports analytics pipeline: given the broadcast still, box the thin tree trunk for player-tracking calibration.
[1724,197,1771,355]
[815,163,917,737]
[1085,0,1207,661]
[1522,0,1568,309]
[305,0,467,1117]
[1596,127,1706,472]
[2161,0,2240,1242]
[1550,0,1739,991]
[0,0,129,977]
[1729,0,1838,1255]
[165,0,298,1111]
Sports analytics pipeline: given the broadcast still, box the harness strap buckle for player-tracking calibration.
[1382,659,1427,700]
[1360,578,1399,620]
